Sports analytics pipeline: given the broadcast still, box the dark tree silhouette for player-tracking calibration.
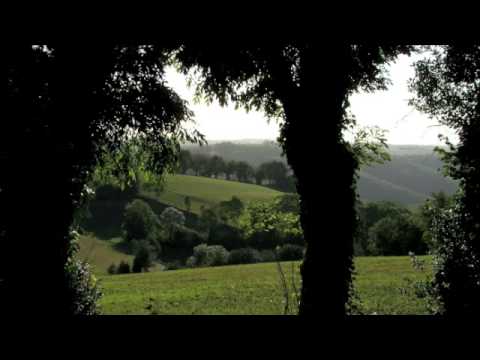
[178,149,193,174]
[207,155,226,178]
[176,43,411,316]
[2,43,411,316]
[410,45,480,314]
[235,161,255,183]
[2,44,202,315]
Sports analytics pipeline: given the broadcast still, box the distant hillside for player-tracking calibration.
[183,141,283,168]
[82,174,283,240]
[152,174,283,214]
[184,141,458,205]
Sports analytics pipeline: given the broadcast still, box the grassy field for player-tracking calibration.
[149,174,284,214]
[97,256,432,315]
[78,235,134,275]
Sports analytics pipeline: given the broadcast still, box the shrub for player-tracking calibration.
[117,260,131,274]
[186,256,196,268]
[188,243,229,267]
[65,229,102,315]
[132,241,154,273]
[122,199,159,243]
[367,214,426,256]
[66,259,102,315]
[171,226,205,249]
[95,183,124,201]
[259,249,277,263]
[248,230,281,250]
[228,248,262,265]
[107,263,117,275]
[163,260,183,271]
[276,244,304,261]
[429,203,480,314]
[160,207,186,230]
[208,223,244,250]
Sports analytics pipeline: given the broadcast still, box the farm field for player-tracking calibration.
[97,256,432,315]
[148,174,284,215]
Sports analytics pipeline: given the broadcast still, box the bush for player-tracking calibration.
[107,263,117,275]
[186,256,196,268]
[66,259,102,315]
[228,248,262,265]
[429,203,480,314]
[122,199,159,243]
[208,223,244,250]
[163,260,183,271]
[188,243,229,267]
[132,241,154,273]
[95,183,124,201]
[117,260,131,274]
[171,226,205,249]
[65,229,102,315]
[248,230,281,250]
[367,214,426,256]
[259,249,277,263]
[276,244,304,261]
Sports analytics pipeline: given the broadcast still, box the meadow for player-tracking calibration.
[97,256,432,315]
[79,174,434,315]
[148,174,284,214]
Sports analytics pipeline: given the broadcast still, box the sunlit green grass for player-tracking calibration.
[151,174,284,214]
[98,256,432,315]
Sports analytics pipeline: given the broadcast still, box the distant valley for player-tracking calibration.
[184,141,458,205]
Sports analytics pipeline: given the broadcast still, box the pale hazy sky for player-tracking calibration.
[165,54,458,145]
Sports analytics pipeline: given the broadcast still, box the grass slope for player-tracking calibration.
[146,174,284,214]
[83,174,284,239]
[77,235,134,275]
[98,256,432,315]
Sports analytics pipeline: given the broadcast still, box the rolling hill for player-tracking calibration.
[81,174,283,240]
[148,174,283,214]
[79,175,284,271]
[77,235,134,275]
[184,141,458,205]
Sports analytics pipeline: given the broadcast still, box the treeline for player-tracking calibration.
[177,150,296,192]
[354,192,453,256]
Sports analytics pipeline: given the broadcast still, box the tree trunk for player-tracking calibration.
[2,45,113,315]
[279,44,357,316]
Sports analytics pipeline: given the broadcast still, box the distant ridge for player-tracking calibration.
[183,141,458,205]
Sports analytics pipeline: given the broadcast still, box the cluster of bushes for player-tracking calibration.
[119,200,192,273]
[198,195,304,251]
[109,189,446,274]
[105,193,305,273]
[355,201,430,256]
[354,193,454,256]
[107,260,132,275]
[185,244,305,268]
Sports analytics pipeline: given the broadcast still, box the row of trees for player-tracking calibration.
[177,150,296,192]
